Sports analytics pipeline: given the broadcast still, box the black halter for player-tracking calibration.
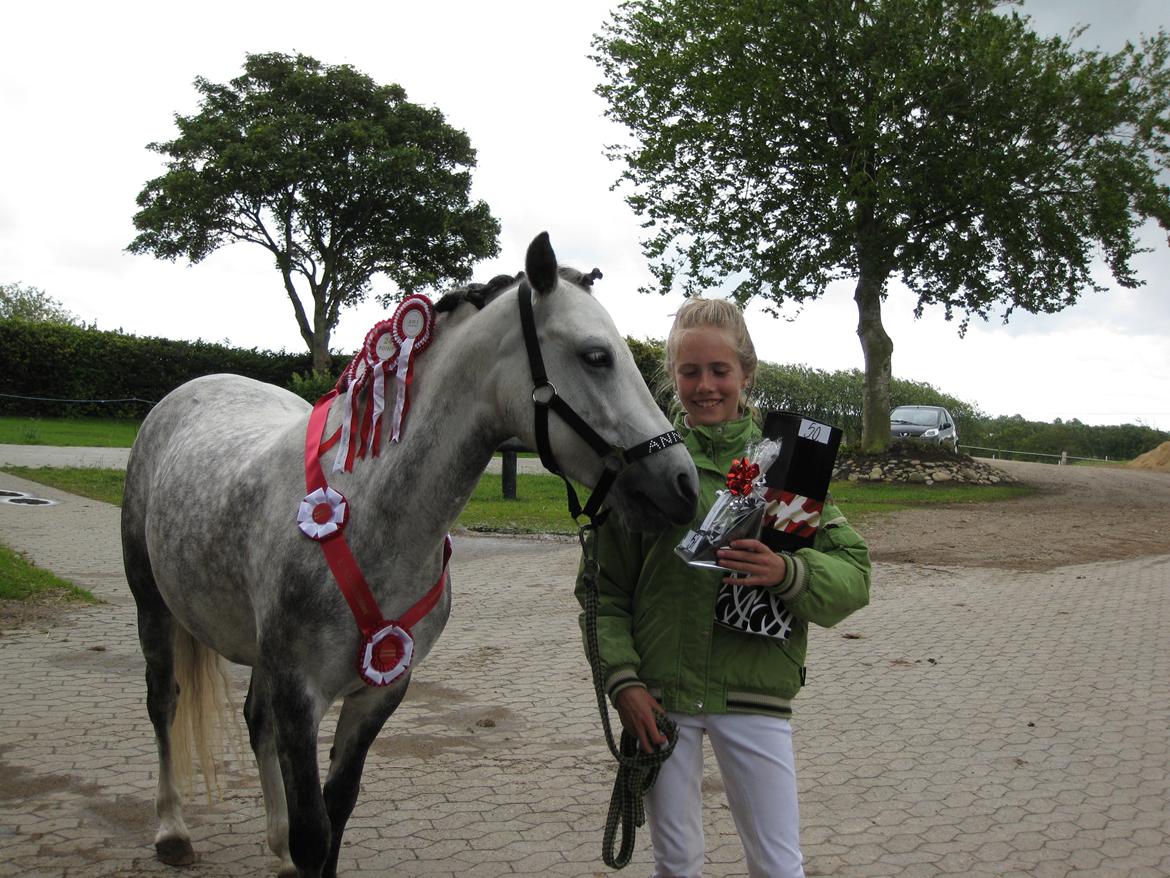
[517,279,684,525]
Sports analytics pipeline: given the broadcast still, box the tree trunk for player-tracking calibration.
[310,281,332,375]
[853,263,895,453]
[311,330,332,375]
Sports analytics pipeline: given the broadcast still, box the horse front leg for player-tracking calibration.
[321,673,412,878]
[269,671,332,878]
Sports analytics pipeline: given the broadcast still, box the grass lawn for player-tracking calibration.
[461,472,582,535]
[0,466,582,534]
[2,465,1033,536]
[1,466,126,506]
[0,416,139,447]
[0,542,96,603]
[828,479,1032,525]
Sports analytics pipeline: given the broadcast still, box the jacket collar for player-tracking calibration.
[676,413,760,475]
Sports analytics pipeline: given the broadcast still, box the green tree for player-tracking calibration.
[128,52,501,372]
[0,282,85,326]
[593,0,1170,451]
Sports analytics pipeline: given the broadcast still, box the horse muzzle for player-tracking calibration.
[609,445,699,532]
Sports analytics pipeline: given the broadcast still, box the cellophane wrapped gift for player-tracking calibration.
[674,438,783,568]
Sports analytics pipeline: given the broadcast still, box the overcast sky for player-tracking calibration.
[2,0,1167,429]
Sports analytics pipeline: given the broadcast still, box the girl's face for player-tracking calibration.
[672,328,749,426]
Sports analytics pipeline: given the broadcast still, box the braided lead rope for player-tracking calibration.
[579,524,678,869]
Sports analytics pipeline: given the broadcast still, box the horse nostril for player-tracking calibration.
[677,472,698,505]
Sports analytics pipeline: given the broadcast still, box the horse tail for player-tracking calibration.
[170,626,240,802]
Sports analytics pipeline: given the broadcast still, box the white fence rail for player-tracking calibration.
[960,445,1111,465]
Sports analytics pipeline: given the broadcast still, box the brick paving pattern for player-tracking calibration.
[1,466,1167,877]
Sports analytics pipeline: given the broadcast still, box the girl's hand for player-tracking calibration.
[614,687,669,753]
[717,539,787,587]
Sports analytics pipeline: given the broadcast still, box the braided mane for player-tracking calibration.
[434,266,603,314]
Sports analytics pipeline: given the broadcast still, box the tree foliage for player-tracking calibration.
[0,282,86,326]
[128,52,500,371]
[594,0,1170,450]
[752,363,981,446]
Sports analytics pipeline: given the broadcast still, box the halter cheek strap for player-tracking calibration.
[519,275,685,867]
[517,280,683,524]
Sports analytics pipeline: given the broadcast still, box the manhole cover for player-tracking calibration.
[0,489,28,498]
[0,495,57,507]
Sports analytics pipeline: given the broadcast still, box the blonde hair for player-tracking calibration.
[664,297,758,392]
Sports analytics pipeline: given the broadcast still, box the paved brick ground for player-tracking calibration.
[1,467,1167,877]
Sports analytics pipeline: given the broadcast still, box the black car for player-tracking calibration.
[890,405,959,451]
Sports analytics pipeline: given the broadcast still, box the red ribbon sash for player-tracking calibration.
[304,392,450,661]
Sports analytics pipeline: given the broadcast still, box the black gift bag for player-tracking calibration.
[757,411,843,552]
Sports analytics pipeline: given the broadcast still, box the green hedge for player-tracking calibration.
[6,320,1164,460]
[962,415,1169,461]
[0,319,348,418]
[753,363,983,447]
[626,337,981,446]
[623,337,1168,458]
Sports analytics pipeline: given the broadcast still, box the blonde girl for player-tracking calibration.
[577,298,871,878]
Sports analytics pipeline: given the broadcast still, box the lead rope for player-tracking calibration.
[579,523,678,869]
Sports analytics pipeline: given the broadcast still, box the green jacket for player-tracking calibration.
[576,414,871,719]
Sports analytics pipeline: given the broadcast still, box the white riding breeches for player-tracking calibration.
[644,712,804,878]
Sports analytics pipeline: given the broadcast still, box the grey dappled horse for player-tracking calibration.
[121,233,698,878]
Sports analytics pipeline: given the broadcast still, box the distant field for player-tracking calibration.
[0,417,139,447]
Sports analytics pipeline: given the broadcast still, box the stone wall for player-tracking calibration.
[832,452,1014,485]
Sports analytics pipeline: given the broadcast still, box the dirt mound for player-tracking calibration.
[864,458,1170,570]
[1127,441,1170,472]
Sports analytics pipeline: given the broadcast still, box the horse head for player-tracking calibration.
[501,232,698,531]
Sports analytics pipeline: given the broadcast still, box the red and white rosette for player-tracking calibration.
[297,486,349,540]
[387,294,436,443]
[357,622,415,686]
[362,319,399,456]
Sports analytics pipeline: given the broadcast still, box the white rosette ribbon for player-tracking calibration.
[333,357,368,473]
[297,486,348,540]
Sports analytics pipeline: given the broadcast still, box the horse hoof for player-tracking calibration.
[276,865,299,878]
[155,835,197,866]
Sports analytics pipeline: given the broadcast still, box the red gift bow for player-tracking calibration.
[726,457,760,495]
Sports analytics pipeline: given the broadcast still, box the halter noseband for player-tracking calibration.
[517,279,683,524]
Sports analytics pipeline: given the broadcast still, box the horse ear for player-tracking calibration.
[525,232,558,295]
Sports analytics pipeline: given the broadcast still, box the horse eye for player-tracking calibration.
[581,349,613,368]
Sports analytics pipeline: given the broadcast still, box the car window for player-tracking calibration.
[891,408,938,426]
